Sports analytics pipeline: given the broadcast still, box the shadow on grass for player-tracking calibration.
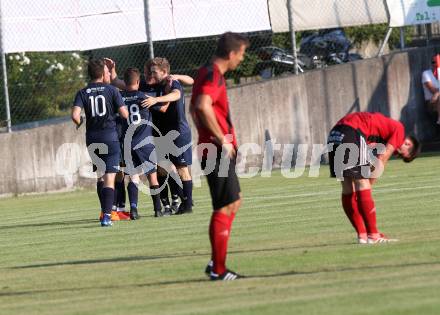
[10,242,341,270]
[1,260,439,298]
[0,219,97,230]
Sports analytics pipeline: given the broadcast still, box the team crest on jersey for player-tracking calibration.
[86,88,91,93]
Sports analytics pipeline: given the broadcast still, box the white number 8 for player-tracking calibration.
[129,104,141,125]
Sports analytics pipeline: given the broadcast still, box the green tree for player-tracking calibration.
[5,52,87,125]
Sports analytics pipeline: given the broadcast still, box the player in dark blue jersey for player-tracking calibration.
[143,57,194,215]
[120,67,163,218]
[71,59,128,227]
[106,57,194,215]
[112,114,130,221]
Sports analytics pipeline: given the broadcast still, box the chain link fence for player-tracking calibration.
[2,2,440,130]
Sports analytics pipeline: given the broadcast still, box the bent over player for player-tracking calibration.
[327,112,420,244]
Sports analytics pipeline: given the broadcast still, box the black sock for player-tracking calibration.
[101,187,115,215]
[127,182,138,209]
[169,175,184,200]
[96,181,104,210]
[116,179,126,208]
[182,180,193,208]
[158,175,170,206]
[150,185,162,212]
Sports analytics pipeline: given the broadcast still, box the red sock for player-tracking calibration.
[209,212,231,275]
[356,189,378,234]
[341,193,367,237]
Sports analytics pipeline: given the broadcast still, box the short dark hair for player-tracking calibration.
[123,67,141,85]
[403,135,421,163]
[87,59,105,80]
[215,32,250,59]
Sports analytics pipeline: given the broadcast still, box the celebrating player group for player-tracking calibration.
[71,32,420,281]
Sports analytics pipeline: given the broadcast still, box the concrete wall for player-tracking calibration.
[0,46,437,196]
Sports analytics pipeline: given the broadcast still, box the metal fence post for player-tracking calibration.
[144,0,155,60]
[287,0,299,75]
[0,3,11,132]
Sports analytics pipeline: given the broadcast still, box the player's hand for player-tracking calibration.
[222,142,236,159]
[141,96,158,108]
[103,58,115,70]
[76,116,84,130]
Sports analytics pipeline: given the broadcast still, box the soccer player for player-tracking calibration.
[327,112,420,244]
[142,57,194,215]
[71,59,128,227]
[120,67,163,218]
[106,58,193,215]
[190,32,249,280]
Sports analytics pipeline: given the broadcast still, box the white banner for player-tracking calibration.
[269,0,388,32]
[0,0,271,53]
[387,0,440,27]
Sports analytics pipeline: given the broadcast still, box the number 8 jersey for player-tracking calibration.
[73,82,125,143]
[120,90,161,148]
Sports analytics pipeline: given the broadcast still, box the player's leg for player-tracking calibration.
[127,174,140,220]
[167,166,184,212]
[205,153,243,280]
[96,178,104,220]
[174,165,193,214]
[171,146,193,215]
[341,179,367,243]
[114,171,129,220]
[157,165,171,214]
[146,171,163,217]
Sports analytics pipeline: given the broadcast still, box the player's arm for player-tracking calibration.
[194,94,235,158]
[369,143,395,185]
[167,74,194,86]
[424,80,439,95]
[104,58,126,90]
[141,89,180,108]
[71,106,83,128]
[118,105,129,119]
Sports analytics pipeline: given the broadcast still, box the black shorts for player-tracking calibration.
[327,125,371,179]
[124,144,157,176]
[86,141,121,174]
[201,152,241,210]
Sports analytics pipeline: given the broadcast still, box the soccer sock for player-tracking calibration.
[341,193,367,237]
[150,185,162,212]
[96,181,104,210]
[168,175,184,200]
[127,181,138,209]
[116,178,126,208]
[112,184,118,209]
[182,180,193,208]
[356,189,379,235]
[209,211,231,275]
[101,187,115,215]
[158,175,170,206]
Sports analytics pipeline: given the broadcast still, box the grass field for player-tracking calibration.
[1,154,440,315]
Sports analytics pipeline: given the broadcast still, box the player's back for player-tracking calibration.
[121,90,155,147]
[74,82,122,143]
[160,80,190,134]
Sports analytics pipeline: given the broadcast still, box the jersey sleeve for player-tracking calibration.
[422,70,433,84]
[113,88,125,109]
[170,80,183,92]
[199,71,220,102]
[387,122,405,150]
[73,91,84,108]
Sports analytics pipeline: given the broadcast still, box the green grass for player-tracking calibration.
[1,155,440,315]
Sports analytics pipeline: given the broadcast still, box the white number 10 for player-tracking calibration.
[89,95,107,117]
